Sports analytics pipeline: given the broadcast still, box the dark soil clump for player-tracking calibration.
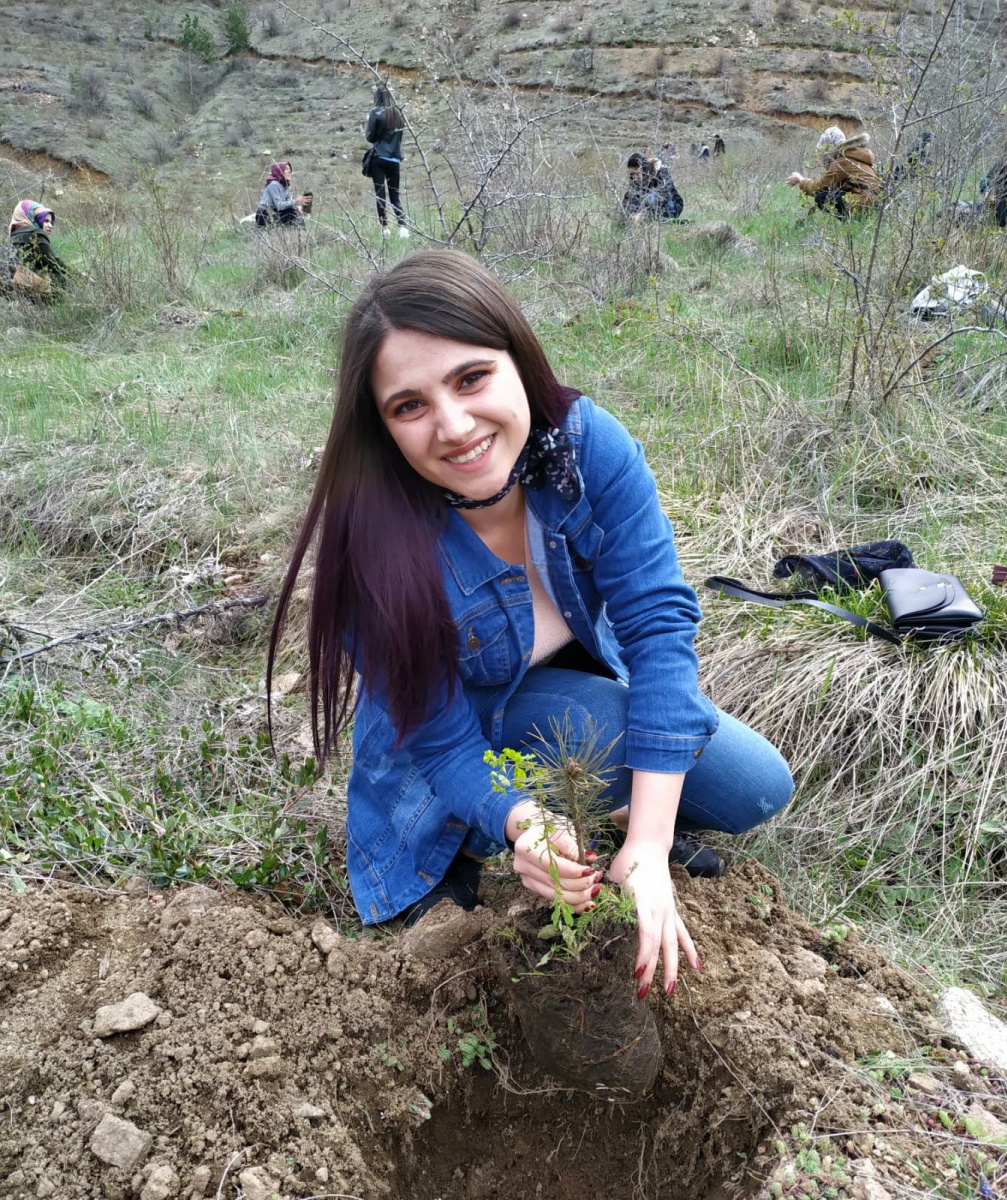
[497,911,661,1097]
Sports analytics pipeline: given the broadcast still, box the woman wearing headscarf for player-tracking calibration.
[8,200,70,293]
[786,129,881,217]
[365,85,409,238]
[255,161,304,228]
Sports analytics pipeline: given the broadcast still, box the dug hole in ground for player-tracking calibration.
[2,861,1004,1200]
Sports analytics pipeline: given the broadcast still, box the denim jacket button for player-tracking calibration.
[467,633,481,651]
[693,747,704,760]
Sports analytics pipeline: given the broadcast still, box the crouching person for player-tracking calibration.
[787,131,881,218]
[255,162,305,228]
[7,200,70,299]
[622,153,684,222]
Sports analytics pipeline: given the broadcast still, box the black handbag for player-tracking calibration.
[361,147,375,177]
[879,568,984,640]
[706,567,983,644]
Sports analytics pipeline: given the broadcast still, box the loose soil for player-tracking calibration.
[1,862,1002,1200]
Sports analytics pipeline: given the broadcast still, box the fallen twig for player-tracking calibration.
[0,595,271,668]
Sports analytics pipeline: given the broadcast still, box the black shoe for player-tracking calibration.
[669,831,726,878]
[605,827,727,879]
[401,853,483,927]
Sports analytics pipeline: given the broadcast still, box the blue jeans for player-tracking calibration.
[500,666,793,834]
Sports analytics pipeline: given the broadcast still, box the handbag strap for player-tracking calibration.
[704,576,902,645]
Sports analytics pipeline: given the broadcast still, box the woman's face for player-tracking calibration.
[282,164,291,185]
[372,328,531,501]
[41,215,53,234]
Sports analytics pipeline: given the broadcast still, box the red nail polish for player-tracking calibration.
[584,902,595,912]
[585,850,598,861]
[665,979,676,997]
[590,884,601,899]
[637,983,650,1000]
[635,964,645,979]
[581,867,594,877]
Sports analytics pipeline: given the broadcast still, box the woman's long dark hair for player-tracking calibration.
[373,85,403,133]
[268,250,578,756]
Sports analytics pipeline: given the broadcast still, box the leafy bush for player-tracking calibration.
[223,1,251,54]
[179,12,218,62]
[69,67,109,114]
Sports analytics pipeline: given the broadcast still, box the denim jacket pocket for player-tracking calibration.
[567,520,604,572]
[457,602,513,687]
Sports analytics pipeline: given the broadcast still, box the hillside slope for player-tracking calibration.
[0,0,998,184]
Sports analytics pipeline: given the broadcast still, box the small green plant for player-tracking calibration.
[485,717,629,963]
[746,882,774,921]
[439,1008,498,1070]
[377,1042,405,1072]
[819,919,857,945]
[763,1125,855,1198]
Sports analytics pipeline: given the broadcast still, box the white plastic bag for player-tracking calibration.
[910,264,988,319]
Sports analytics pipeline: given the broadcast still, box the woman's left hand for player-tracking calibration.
[608,839,699,997]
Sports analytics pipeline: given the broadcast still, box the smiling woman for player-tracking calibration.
[268,250,793,999]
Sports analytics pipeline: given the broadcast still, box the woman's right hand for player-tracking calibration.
[505,800,601,911]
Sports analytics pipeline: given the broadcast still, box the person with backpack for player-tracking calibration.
[255,162,305,228]
[365,85,409,238]
[7,200,70,297]
[787,130,881,217]
[890,130,934,184]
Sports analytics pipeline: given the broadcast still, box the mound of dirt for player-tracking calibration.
[0,862,993,1200]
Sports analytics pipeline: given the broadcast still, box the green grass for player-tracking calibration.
[3,148,1007,993]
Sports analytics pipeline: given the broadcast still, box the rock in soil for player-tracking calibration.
[939,985,1007,1073]
[89,1113,152,1172]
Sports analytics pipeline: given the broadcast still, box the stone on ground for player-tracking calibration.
[939,986,1007,1073]
[89,1113,152,1171]
[94,992,161,1037]
[238,1167,279,1200]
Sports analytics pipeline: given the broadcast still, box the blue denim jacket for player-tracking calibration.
[347,395,719,922]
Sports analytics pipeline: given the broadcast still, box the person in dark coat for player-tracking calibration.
[713,134,726,156]
[980,153,1007,228]
[890,130,934,184]
[622,153,684,222]
[255,161,305,228]
[647,155,684,218]
[7,200,69,294]
[365,86,409,238]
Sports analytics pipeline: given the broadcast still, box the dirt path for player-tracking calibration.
[1,862,996,1200]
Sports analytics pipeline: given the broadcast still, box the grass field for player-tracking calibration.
[4,139,1007,1006]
